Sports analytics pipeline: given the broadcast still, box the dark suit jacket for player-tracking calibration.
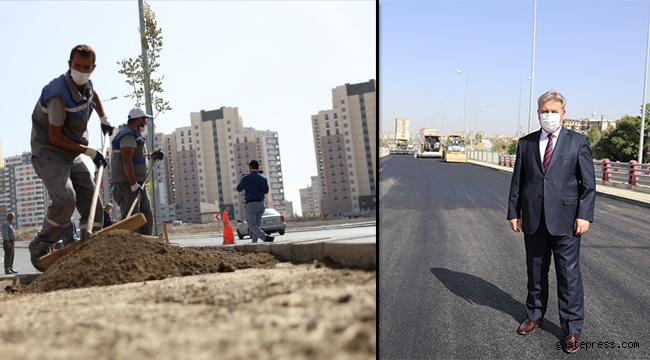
[507,127,596,236]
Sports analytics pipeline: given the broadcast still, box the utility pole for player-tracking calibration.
[138,0,160,235]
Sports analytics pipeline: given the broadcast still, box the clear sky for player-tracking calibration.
[0,0,376,216]
[380,0,650,138]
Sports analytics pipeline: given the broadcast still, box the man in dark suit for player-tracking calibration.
[507,90,595,354]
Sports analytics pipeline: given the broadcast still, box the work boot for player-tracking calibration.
[29,238,50,272]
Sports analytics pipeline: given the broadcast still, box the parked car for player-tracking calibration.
[236,208,286,239]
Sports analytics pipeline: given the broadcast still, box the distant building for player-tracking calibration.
[299,176,321,217]
[0,152,50,230]
[395,118,410,140]
[311,80,376,217]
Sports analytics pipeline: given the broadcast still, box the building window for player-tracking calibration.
[342,107,346,112]
[343,116,347,120]
[341,99,345,104]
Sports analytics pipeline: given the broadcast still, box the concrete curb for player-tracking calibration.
[219,239,376,270]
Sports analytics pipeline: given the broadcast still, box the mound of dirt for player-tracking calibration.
[23,230,282,294]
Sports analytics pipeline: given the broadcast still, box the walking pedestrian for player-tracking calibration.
[110,107,164,235]
[2,212,17,274]
[236,160,274,243]
[29,44,113,272]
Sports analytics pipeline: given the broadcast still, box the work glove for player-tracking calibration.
[84,148,108,168]
[151,149,164,161]
[100,116,114,136]
[131,183,144,195]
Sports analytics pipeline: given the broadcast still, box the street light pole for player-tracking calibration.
[138,0,160,236]
[456,70,468,141]
[518,77,531,137]
[640,3,650,163]
[474,103,483,150]
[437,100,445,135]
[527,0,538,134]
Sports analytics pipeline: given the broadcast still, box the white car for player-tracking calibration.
[236,209,286,239]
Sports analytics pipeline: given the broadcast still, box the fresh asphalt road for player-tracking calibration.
[4,223,375,274]
[378,154,650,359]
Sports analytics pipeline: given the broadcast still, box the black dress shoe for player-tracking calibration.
[264,235,275,242]
[5,270,12,275]
[11,269,18,274]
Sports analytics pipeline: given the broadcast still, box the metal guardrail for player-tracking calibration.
[466,150,650,188]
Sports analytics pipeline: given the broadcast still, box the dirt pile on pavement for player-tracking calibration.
[22,230,282,293]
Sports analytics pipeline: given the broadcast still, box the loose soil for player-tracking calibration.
[0,230,376,359]
[19,230,281,294]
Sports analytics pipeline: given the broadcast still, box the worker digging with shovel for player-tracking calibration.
[109,107,164,236]
[29,45,114,272]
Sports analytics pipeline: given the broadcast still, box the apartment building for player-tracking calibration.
[311,79,376,217]
[395,117,410,140]
[167,107,288,223]
[0,152,49,230]
[299,175,321,217]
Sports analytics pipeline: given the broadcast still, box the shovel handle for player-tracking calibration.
[83,131,111,239]
[125,160,156,219]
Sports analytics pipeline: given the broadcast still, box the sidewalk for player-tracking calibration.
[469,159,650,208]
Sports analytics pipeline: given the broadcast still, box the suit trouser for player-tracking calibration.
[245,201,267,243]
[3,240,14,271]
[112,182,153,235]
[524,215,584,335]
[32,155,103,244]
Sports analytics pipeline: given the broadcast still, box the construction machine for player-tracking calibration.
[417,134,442,158]
[442,134,468,163]
[390,138,411,155]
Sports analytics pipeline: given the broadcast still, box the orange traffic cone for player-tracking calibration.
[222,210,235,245]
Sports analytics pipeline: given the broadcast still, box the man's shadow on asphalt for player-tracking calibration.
[430,267,564,339]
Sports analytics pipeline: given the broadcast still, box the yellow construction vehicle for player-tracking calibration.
[442,134,468,163]
[390,138,411,155]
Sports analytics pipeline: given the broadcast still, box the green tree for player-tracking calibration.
[117,1,171,118]
[586,125,601,147]
[593,114,649,162]
[491,138,508,153]
[507,139,518,155]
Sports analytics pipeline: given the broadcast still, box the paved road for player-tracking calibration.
[378,154,650,359]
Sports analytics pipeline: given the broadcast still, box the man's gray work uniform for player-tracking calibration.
[110,125,153,235]
[30,71,104,247]
[2,219,16,272]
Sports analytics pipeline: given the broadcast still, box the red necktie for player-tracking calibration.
[543,134,554,172]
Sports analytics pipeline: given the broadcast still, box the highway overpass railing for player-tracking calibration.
[466,150,650,190]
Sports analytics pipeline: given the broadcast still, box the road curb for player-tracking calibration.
[222,241,376,270]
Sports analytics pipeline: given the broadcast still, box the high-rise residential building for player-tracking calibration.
[0,152,50,230]
[395,117,410,140]
[239,127,288,217]
[162,107,288,223]
[310,79,376,217]
[299,175,321,218]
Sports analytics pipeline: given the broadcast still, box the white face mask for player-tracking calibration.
[139,120,146,133]
[539,113,561,133]
[70,69,92,86]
